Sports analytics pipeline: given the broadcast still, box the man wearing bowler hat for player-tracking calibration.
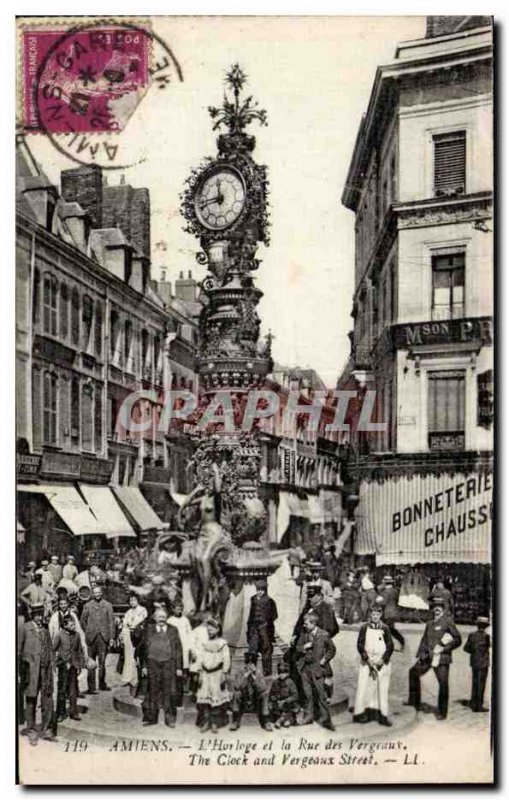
[406,597,462,719]
[18,604,56,744]
[246,578,278,676]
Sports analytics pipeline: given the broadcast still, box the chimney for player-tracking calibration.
[102,184,150,259]
[61,164,103,229]
[175,270,197,303]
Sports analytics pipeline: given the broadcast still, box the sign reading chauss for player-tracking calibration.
[356,471,492,565]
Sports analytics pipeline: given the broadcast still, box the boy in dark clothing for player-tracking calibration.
[269,663,300,728]
[54,614,86,721]
[464,616,490,712]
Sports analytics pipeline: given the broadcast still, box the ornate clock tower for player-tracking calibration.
[181,65,274,548]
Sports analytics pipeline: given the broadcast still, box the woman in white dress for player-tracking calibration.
[353,602,394,726]
[195,617,231,733]
[120,593,148,693]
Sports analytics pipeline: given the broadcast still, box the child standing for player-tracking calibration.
[464,616,490,712]
[54,614,86,722]
[195,617,231,734]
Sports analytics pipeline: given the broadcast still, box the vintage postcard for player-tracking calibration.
[15,14,494,785]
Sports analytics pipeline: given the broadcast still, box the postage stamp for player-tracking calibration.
[23,26,150,134]
[19,19,183,169]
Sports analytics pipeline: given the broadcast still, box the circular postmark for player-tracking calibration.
[24,19,183,169]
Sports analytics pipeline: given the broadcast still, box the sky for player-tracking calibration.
[25,15,426,387]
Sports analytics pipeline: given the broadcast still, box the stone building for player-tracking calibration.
[337,16,493,620]
[16,138,199,561]
[258,365,344,549]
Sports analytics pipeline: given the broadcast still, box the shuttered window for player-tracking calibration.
[428,370,465,450]
[433,131,466,196]
[43,372,58,445]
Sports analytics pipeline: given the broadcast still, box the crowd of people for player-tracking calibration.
[17,547,491,747]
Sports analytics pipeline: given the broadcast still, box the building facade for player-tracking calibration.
[16,139,199,561]
[258,366,344,549]
[338,16,493,620]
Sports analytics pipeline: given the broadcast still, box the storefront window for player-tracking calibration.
[428,370,465,451]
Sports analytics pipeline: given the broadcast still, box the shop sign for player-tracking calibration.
[393,317,493,348]
[17,454,42,476]
[356,470,492,565]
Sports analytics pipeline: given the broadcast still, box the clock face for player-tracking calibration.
[194,167,246,230]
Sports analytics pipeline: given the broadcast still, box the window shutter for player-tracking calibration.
[32,367,42,451]
[434,131,466,195]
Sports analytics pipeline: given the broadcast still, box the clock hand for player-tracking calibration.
[199,194,223,209]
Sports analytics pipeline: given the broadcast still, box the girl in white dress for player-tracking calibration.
[195,617,231,733]
[120,593,148,693]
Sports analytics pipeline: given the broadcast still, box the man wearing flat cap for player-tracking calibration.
[246,578,278,676]
[406,598,462,719]
[464,616,491,712]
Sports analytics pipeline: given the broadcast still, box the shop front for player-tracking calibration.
[354,468,493,622]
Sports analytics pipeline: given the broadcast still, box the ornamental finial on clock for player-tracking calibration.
[207,63,268,135]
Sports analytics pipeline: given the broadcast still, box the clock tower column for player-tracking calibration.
[181,65,274,551]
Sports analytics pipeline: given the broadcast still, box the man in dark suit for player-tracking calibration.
[80,584,115,693]
[406,598,462,719]
[140,607,183,726]
[294,585,339,641]
[295,610,336,731]
[246,578,278,676]
[18,604,55,744]
[464,616,490,712]
[53,614,87,721]
[378,575,405,650]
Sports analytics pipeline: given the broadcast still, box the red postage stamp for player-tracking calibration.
[23,25,151,134]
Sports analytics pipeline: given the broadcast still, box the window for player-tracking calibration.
[124,320,133,370]
[43,275,58,335]
[59,283,69,339]
[94,385,103,453]
[82,295,93,352]
[432,252,465,321]
[110,310,121,365]
[71,288,80,346]
[94,303,103,360]
[43,371,58,445]
[32,268,41,324]
[81,383,94,451]
[71,377,80,442]
[428,370,465,451]
[32,367,42,451]
[141,329,149,366]
[433,131,466,196]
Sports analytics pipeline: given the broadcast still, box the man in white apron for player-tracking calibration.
[353,601,394,726]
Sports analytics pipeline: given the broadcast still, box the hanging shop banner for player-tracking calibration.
[356,471,492,565]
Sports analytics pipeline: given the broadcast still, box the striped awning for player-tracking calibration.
[355,471,492,565]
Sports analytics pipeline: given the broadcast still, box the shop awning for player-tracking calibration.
[112,486,166,531]
[276,491,309,542]
[355,471,492,565]
[79,484,136,539]
[18,484,101,536]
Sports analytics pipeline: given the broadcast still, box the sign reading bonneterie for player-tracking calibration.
[356,471,492,565]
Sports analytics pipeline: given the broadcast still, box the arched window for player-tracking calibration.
[43,274,58,335]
